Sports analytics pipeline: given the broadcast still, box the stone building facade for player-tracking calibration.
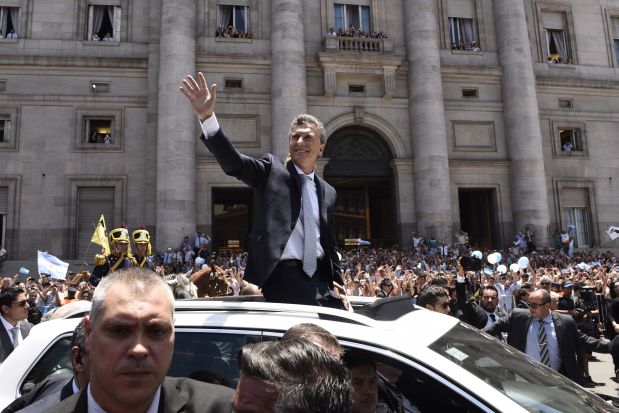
[0,0,618,263]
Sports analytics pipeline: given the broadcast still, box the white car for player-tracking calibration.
[0,299,617,412]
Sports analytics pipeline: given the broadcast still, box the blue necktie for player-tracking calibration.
[538,320,550,366]
[301,175,317,277]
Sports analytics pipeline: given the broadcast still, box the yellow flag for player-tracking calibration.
[91,214,110,255]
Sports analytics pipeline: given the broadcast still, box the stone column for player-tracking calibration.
[144,0,161,246]
[392,159,416,247]
[271,0,307,159]
[404,0,452,241]
[494,0,550,245]
[155,0,196,249]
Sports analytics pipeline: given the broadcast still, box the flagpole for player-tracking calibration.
[78,219,107,274]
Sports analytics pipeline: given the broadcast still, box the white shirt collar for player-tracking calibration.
[292,163,315,179]
[87,384,161,413]
[0,314,16,330]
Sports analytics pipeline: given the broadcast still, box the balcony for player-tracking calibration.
[324,35,393,54]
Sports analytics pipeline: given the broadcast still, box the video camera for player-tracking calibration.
[459,256,482,272]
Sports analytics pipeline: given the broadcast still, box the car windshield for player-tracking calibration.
[429,322,615,413]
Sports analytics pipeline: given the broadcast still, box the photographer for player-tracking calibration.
[573,283,604,387]
[454,259,492,329]
[35,276,62,314]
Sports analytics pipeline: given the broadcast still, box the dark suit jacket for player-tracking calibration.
[454,281,488,329]
[42,377,234,413]
[2,374,73,413]
[0,320,32,364]
[202,129,342,288]
[483,308,610,383]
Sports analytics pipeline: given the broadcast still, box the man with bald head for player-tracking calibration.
[484,288,613,384]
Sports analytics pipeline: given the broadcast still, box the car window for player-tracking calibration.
[341,345,492,413]
[429,322,613,413]
[20,336,73,394]
[168,330,262,388]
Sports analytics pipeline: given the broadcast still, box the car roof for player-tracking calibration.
[171,300,459,349]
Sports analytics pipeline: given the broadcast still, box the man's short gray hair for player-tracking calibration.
[90,268,175,326]
[289,114,326,144]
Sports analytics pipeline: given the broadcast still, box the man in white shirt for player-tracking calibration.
[0,287,32,363]
[180,72,345,309]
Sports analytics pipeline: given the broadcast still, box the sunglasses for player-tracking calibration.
[14,300,27,307]
[529,302,548,309]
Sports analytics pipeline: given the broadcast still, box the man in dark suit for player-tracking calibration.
[0,287,32,364]
[43,268,233,413]
[180,72,345,308]
[483,289,612,384]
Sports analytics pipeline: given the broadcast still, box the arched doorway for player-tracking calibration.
[324,126,395,246]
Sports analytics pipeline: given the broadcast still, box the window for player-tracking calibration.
[90,81,110,93]
[75,108,122,151]
[564,207,591,248]
[612,17,619,64]
[217,5,249,34]
[0,108,18,151]
[0,7,19,39]
[448,17,478,50]
[558,185,594,249]
[558,98,573,109]
[559,128,582,152]
[84,118,113,144]
[462,88,478,98]
[76,187,115,258]
[20,335,73,394]
[349,84,365,93]
[334,4,370,32]
[169,330,261,388]
[0,119,9,142]
[542,12,571,63]
[224,78,243,89]
[87,4,121,41]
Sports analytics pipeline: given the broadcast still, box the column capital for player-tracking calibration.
[391,158,414,175]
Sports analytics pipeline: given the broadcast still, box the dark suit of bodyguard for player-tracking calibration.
[181,72,344,308]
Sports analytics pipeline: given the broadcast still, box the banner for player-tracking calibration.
[607,226,619,241]
[37,250,69,280]
[91,214,110,255]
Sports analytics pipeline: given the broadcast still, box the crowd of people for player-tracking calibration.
[450,41,480,51]
[2,224,619,411]
[326,25,388,39]
[90,32,115,42]
[214,25,253,39]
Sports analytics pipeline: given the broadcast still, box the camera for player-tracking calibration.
[459,256,482,272]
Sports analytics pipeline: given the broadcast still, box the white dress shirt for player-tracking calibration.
[87,383,161,413]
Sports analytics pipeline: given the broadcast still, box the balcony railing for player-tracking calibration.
[324,36,392,54]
